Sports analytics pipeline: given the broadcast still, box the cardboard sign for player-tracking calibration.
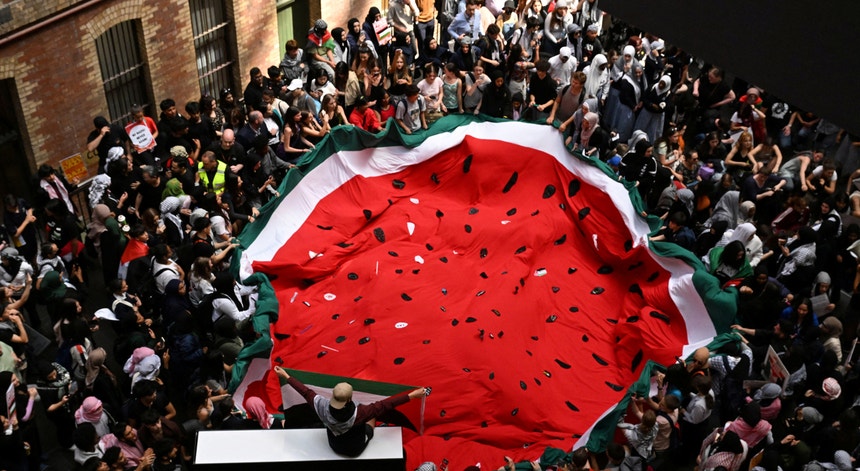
[763,346,789,391]
[4,383,14,435]
[59,153,88,183]
[125,121,156,152]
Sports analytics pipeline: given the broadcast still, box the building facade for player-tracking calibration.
[0,0,379,200]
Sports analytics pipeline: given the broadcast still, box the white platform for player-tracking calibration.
[194,427,404,464]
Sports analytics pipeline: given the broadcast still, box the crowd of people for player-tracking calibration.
[1,0,860,469]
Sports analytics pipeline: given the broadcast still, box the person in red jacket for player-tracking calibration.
[348,96,383,133]
[274,366,428,457]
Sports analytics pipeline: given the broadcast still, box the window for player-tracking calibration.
[95,20,152,124]
[190,0,237,98]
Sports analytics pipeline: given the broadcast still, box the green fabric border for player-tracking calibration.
[275,368,416,396]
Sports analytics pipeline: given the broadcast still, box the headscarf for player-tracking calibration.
[123,346,156,375]
[87,204,111,244]
[621,62,644,102]
[677,189,695,215]
[739,200,756,225]
[580,112,600,148]
[821,316,842,338]
[88,174,112,209]
[654,75,672,96]
[628,129,649,150]
[131,355,161,387]
[613,45,636,79]
[244,396,271,429]
[727,222,756,246]
[162,178,185,199]
[707,191,740,230]
[584,54,608,99]
[160,195,190,236]
[86,347,107,388]
[39,270,67,302]
[74,396,104,425]
[105,146,124,172]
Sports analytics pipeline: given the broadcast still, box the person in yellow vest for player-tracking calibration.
[197,151,227,194]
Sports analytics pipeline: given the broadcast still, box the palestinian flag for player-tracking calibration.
[232,116,735,469]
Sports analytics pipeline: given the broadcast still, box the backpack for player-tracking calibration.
[655,410,681,454]
[130,256,177,318]
[193,291,230,341]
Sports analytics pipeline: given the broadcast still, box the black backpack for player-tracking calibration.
[656,410,682,454]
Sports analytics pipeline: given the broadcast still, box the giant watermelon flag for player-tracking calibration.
[233,116,735,469]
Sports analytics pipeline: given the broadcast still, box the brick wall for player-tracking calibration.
[0,0,278,175]
[0,0,88,37]
[319,0,381,34]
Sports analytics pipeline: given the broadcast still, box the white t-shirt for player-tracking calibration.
[417,77,444,111]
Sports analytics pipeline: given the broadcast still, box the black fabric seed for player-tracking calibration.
[629,284,643,298]
[489,372,495,380]
[498,331,504,338]
[511,408,519,416]
[274,333,290,340]
[440,306,446,312]
[581,334,588,342]
[392,179,405,189]
[554,234,567,245]
[520,380,528,390]
[578,207,590,220]
[317,351,327,358]
[476,290,485,296]
[440,410,446,417]
[440,256,448,263]
[274,357,283,364]
[441,288,447,295]
[451,319,459,326]
[491,309,501,317]
[401,293,412,301]
[463,368,471,372]
[464,224,472,233]
[480,248,488,258]
[519,278,526,287]
[624,240,633,252]
[534,378,541,386]
[462,155,473,172]
[628,261,643,270]
[388,199,394,205]
[336,242,353,248]
[394,357,405,365]
[526,350,533,356]
[502,172,518,193]
[605,382,624,391]
[565,401,579,412]
[347,273,358,280]
[531,336,539,341]
[412,269,420,274]
[650,311,671,324]
[592,353,609,366]
[605,318,618,324]
[436,209,444,217]
[431,173,440,184]
[469,207,479,215]
[597,265,613,274]
[506,208,517,216]
[546,315,557,323]
[647,271,660,282]
[373,228,385,242]
[513,286,519,294]
[626,316,639,323]
[316,225,333,230]
[568,267,577,274]
[515,246,527,254]
[388,251,399,257]
[479,272,488,279]
[569,306,579,312]
[568,179,581,197]
[559,203,566,210]
[478,329,485,340]
[551,286,560,293]
[631,349,643,372]
[362,209,372,220]
[423,339,431,344]
[481,421,488,428]
[426,243,434,251]
[336,336,347,343]
[465,317,477,323]
[555,359,571,369]
[531,210,540,216]
[331,314,340,320]
[358,337,370,345]
[364,318,375,325]
[395,269,403,274]
[591,287,605,295]
[542,185,556,199]
[543,370,551,378]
